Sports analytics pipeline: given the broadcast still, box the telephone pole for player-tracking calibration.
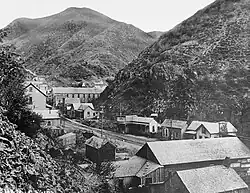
[100,105,105,138]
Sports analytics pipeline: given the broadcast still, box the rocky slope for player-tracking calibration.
[3,7,157,85]
[0,106,95,192]
[97,0,250,127]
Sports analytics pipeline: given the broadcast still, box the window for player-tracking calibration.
[29,87,33,92]
[87,111,90,116]
[145,178,152,185]
[47,121,51,126]
[152,126,155,133]
[66,94,69,97]
[72,94,74,98]
[29,97,32,104]
[78,94,80,98]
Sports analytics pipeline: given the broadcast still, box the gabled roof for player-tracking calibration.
[114,156,162,178]
[187,121,237,134]
[139,137,250,166]
[85,136,116,149]
[57,132,76,139]
[71,103,94,111]
[65,98,81,104]
[52,87,105,94]
[24,83,47,97]
[161,119,187,129]
[177,165,248,193]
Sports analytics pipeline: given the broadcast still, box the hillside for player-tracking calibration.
[3,7,157,85]
[97,0,250,129]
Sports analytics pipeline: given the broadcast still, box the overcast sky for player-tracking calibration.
[0,0,215,32]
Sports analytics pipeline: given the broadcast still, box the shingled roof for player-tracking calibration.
[177,165,248,193]
[85,136,115,149]
[137,137,250,165]
[161,119,187,129]
[52,87,105,94]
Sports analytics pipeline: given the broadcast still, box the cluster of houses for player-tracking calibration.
[23,71,106,146]
[117,115,238,140]
[114,137,250,193]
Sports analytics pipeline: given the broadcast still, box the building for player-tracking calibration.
[24,83,47,110]
[115,137,250,193]
[33,109,62,127]
[184,121,237,139]
[66,103,98,119]
[117,115,159,135]
[52,87,105,106]
[171,165,249,193]
[161,119,188,140]
[57,132,76,147]
[85,136,116,164]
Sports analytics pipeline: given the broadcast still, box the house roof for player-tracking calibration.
[57,132,76,139]
[71,103,94,111]
[114,156,161,178]
[24,83,47,97]
[65,98,81,104]
[52,87,105,94]
[177,165,248,193]
[161,119,187,129]
[33,110,60,119]
[187,121,237,134]
[142,137,250,166]
[85,136,115,149]
[125,115,156,124]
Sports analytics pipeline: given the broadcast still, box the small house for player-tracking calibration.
[184,121,237,139]
[117,115,159,136]
[161,119,187,140]
[66,103,98,119]
[25,83,47,110]
[33,109,62,127]
[85,136,116,163]
[57,132,76,147]
[172,165,249,193]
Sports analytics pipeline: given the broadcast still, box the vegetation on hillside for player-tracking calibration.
[97,0,250,132]
[4,8,158,85]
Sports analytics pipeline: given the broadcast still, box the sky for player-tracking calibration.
[0,0,215,32]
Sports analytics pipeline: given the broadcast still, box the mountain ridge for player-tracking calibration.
[4,7,160,85]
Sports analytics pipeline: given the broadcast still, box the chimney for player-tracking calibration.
[219,121,227,134]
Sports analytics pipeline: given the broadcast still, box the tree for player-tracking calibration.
[0,29,41,137]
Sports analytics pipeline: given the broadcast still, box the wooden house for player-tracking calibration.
[117,115,159,136]
[33,109,63,127]
[52,87,105,106]
[25,83,47,110]
[171,165,249,193]
[115,137,250,193]
[85,136,116,164]
[184,121,237,139]
[161,119,187,140]
[66,103,98,119]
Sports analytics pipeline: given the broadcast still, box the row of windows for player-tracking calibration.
[65,93,99,99]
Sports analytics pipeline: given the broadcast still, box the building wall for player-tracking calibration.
[149,120,158,133]
[83,107,96,119]
[59,134,76,147]
[195,125,211,139]
[26,85,46,110]
[100,143,116,161]
[42,119,61,127]
[86,145,99,163]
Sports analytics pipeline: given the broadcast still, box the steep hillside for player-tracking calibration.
[97,0,250,128]
[3,7,157,85]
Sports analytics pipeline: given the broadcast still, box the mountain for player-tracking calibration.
[3,7,157,85]
[97,0,250,128]
[147,31,165,39]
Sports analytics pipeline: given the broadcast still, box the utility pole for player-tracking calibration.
[100,105,105,138]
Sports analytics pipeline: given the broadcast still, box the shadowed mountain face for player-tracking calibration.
[97,0,250,127]
[4,7,158,85]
